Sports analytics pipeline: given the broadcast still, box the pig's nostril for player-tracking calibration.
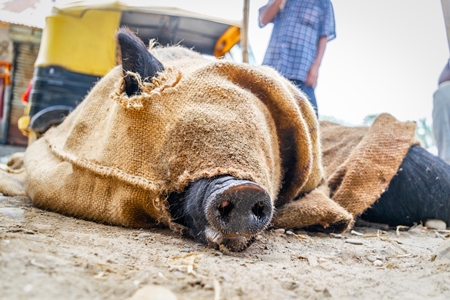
[251,201,266,220]
[218,200,234,222]
[206,179,273,235]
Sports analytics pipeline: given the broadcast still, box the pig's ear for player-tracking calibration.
[117,27,164,96]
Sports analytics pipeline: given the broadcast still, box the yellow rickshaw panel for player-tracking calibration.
[35,10,121,77]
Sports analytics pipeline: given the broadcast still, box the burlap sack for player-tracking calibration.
[320,114,418,216]
[272,114,417,231]
[0,46,418,235]
[0,152,26,196]
[23,46,325,230]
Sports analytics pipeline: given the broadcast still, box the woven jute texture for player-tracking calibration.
[0,152,26,196]
[272,114,417,231]
[22,46,324,229]
[321,114,418,216]
[0,46,417,233]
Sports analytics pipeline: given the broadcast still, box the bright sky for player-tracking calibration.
[248,0,449,125]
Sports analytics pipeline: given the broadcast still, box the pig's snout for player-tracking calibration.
[205,179,272,236]
[168,175,273,251]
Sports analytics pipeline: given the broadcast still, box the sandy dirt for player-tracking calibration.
[1,194,450,300]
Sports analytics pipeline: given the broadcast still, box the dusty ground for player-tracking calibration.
[1,193,450,300]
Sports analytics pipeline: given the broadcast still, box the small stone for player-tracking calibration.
[367,255,377,262]
[285,230,294,235]
[137,233,152,238]
[425,219,447,231]
[345,239,364,245]
[350,230,364,236]
[373,260,383,267]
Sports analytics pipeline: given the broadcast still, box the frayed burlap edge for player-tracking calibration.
[110,67,182,110]
[272,184,354,232]
[327,113,418,216]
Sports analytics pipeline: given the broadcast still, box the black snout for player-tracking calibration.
[168,175,273,250]
[205,179,273,236]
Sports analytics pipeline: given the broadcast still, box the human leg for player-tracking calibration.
[432,86,450,164]
[290,79,318,117]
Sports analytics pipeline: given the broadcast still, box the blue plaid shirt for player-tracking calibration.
[262,0,336,82]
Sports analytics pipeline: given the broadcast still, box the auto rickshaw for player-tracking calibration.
[19,0,250,144]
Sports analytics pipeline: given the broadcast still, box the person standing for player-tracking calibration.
[259,0,336,116]
[432,61,450,164]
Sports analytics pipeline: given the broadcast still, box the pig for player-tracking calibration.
[13,28,447,254]
[116,28,450,250]
[362,145,450,226]
[116,28,274,251]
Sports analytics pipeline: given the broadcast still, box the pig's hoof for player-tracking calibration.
[206,180,273,237]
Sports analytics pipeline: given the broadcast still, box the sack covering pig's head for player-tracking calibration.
[24,28,325,251]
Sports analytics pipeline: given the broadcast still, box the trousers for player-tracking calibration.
[290,79,318,117]
[432,81,450,164]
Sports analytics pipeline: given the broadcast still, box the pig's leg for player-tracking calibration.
[168,175,273,251]
[361,145,450,226]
